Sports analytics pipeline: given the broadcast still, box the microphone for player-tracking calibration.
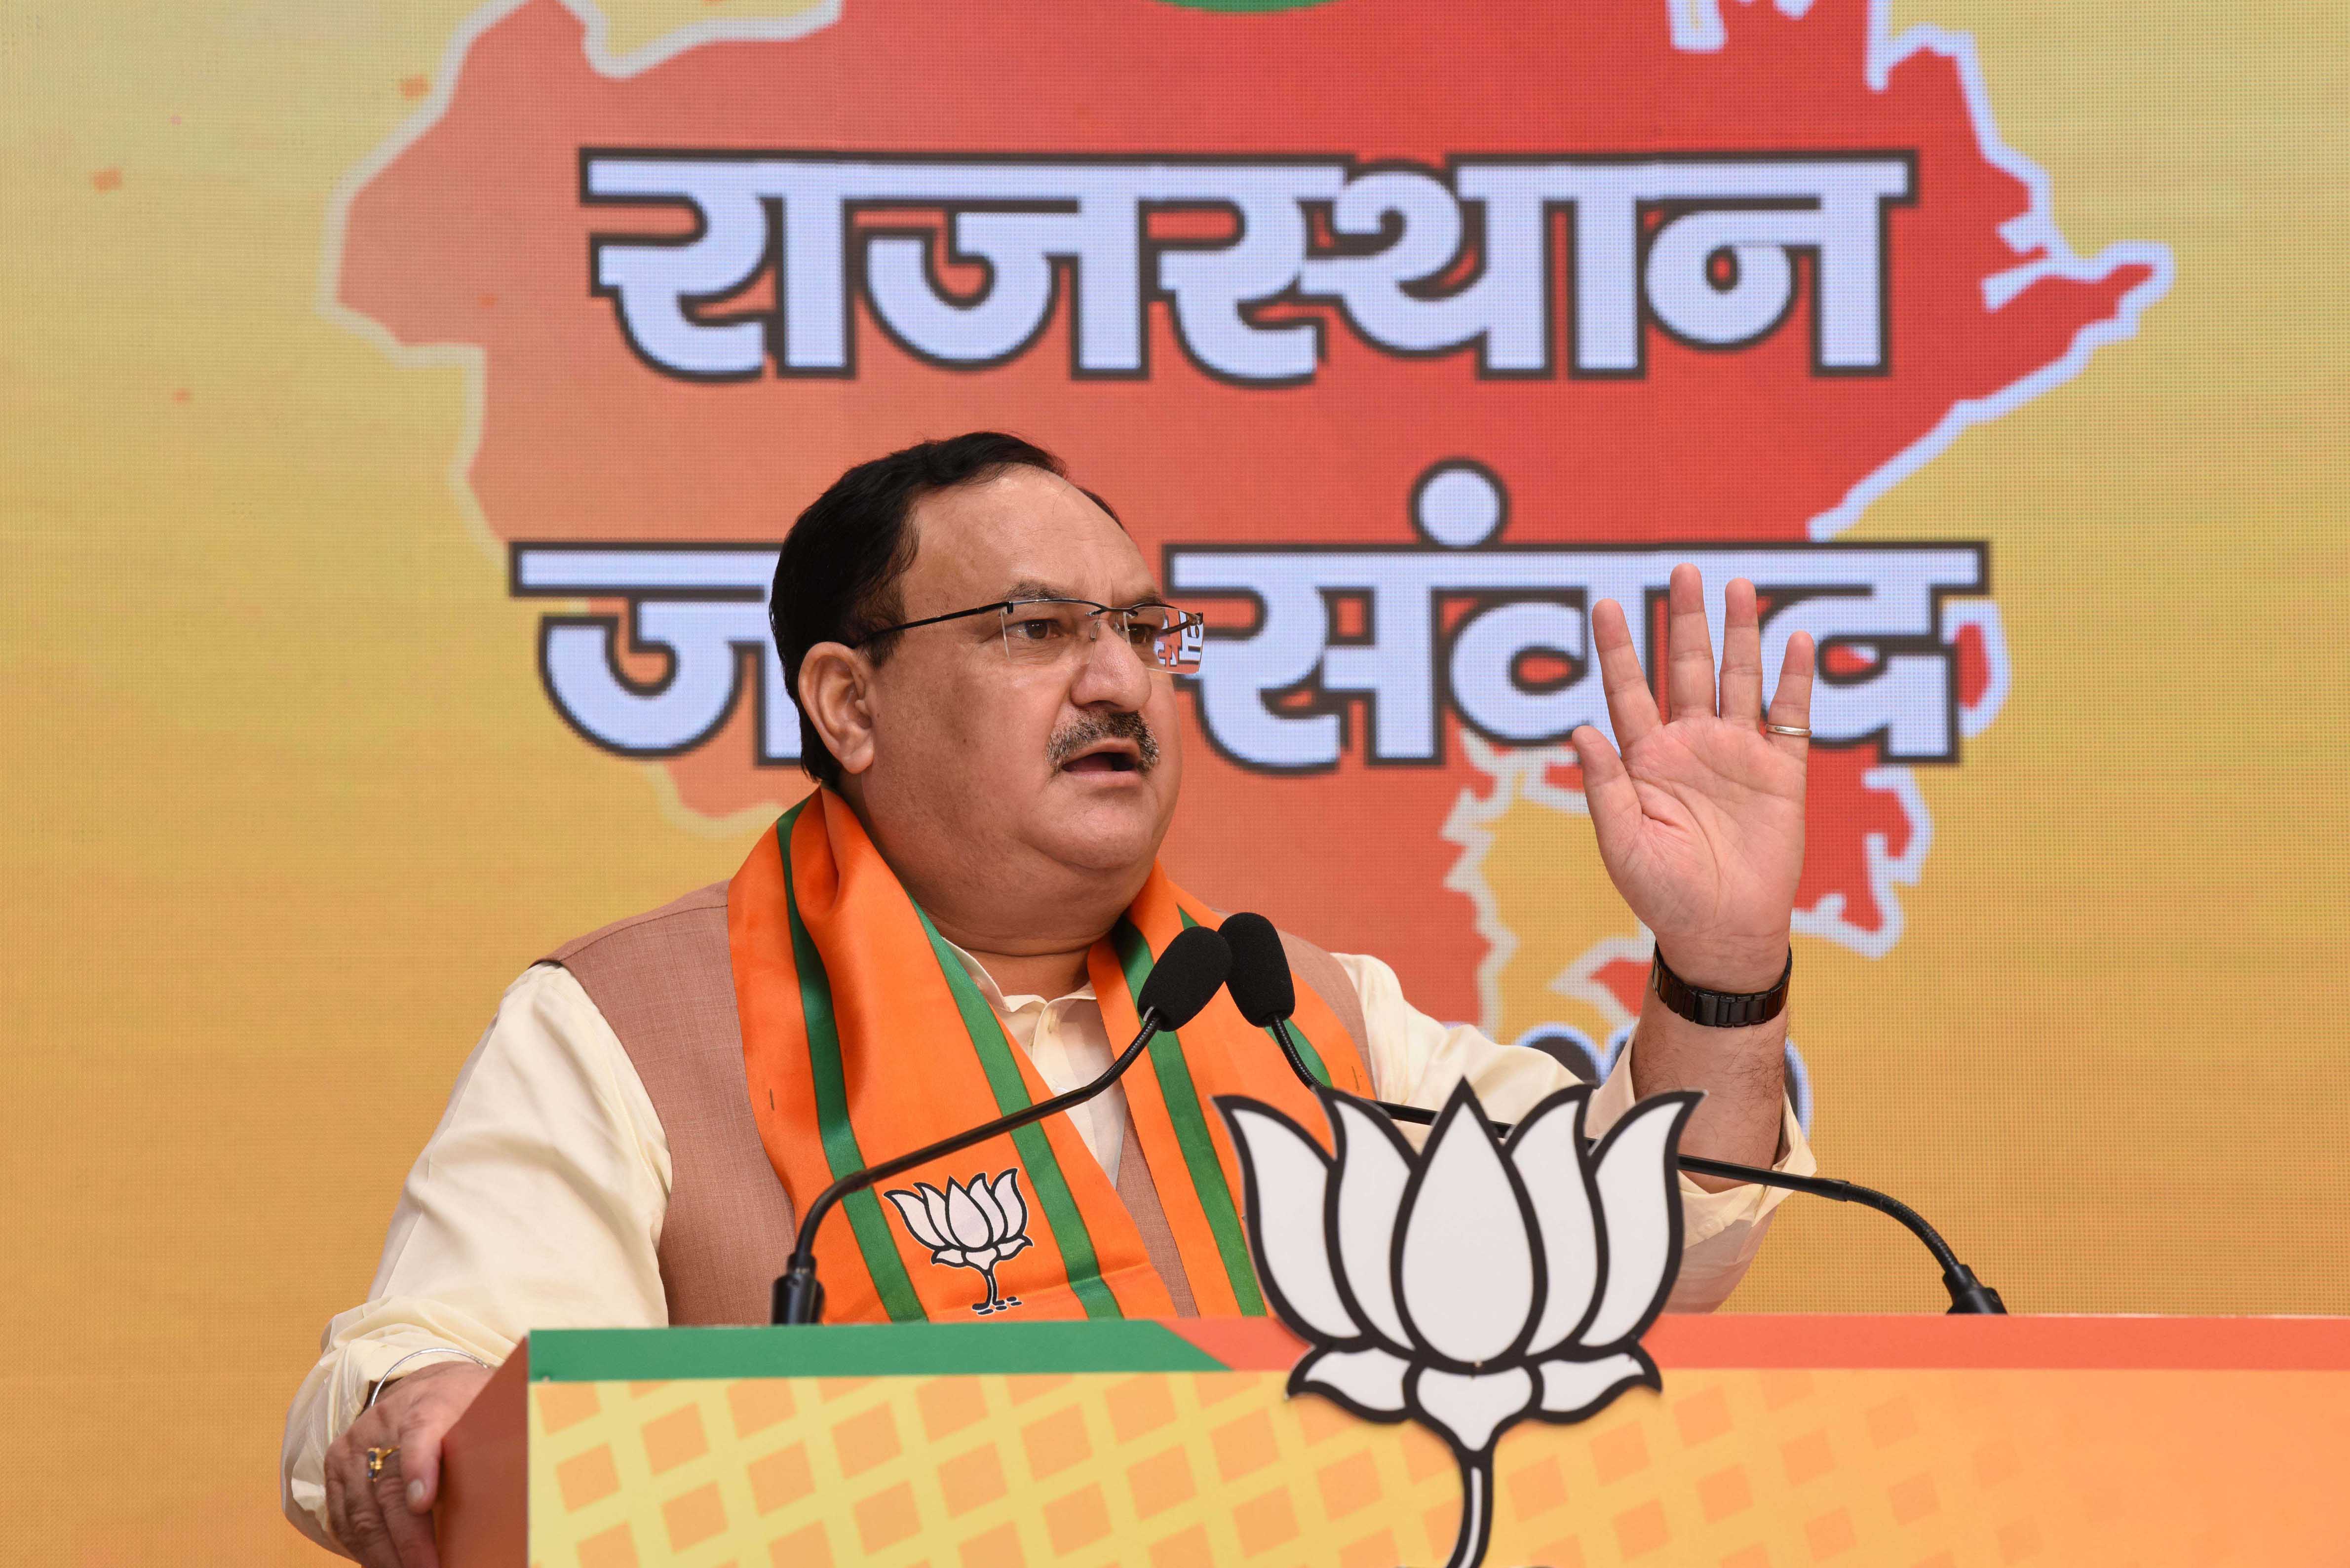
[771,924,1234,1325]
[1219,912,2006,1316]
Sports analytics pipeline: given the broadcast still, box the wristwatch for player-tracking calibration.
[1650,946,1792,1028]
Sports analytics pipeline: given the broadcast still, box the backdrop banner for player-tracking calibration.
[340,0,2172,1120]
[5,1,2342,1563]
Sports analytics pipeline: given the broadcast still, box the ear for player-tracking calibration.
[796,642,878,776]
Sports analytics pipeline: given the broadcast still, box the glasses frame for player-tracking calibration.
[848,596,1206,674]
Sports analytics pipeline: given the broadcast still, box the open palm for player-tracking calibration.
[1570,567,1815,994]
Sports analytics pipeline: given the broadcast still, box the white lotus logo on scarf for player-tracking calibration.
[884,1170,1034,1316]
[1218,1082,1697,1568]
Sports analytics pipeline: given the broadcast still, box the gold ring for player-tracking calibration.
[1764,723,1811,738]
[366,1445,400,1482]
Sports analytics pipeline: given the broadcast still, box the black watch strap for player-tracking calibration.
[1650,947,1792,1028]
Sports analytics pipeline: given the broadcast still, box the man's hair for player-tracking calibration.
[771,431,1079,786]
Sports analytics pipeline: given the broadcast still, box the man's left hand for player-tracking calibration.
[1570,564,1815,992]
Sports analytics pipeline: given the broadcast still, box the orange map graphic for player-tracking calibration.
[333,0,2166,1031]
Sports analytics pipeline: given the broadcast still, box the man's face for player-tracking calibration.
[849,466,1186,888]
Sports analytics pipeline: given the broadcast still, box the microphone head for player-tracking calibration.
[1136,925,1233,1030]
[1219,912,1295,1028]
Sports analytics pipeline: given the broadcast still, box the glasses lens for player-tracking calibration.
[1119,606,1170,657]
[999,602,1204,673]
[1146,610,1206,675]
[1000,602,1089,663]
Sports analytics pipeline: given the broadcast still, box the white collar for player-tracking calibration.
[938,936,1100,1014]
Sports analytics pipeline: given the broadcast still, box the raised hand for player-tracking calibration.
[1570,565,1814,994]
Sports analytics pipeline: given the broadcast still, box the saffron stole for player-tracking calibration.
[728,789,1374,1323]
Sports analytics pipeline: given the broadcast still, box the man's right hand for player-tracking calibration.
[321,1359,494,1566]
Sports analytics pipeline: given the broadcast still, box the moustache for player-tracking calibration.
[1048,710,1162,774]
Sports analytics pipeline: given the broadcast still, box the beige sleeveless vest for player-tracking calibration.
[543,883,1368,1327]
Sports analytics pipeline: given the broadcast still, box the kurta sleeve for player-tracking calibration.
[1333,951,1815,1313]
[279,963,673,1547]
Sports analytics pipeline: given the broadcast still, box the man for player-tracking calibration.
[283,432,1817,1564]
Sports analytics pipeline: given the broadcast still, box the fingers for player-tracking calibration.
[1766,629,1816,761]
[1719,577,1764,724]
[1589,597,1661,749]
[399,1403,448,1515]
[1663,563,1716,723]
[1569,726,1646,862]
[373,1452,441,1568]
[324,1443,351,1555]
[325,1429,406,1568]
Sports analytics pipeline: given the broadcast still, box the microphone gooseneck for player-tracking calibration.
[771,924,1234,1325]
[1218,912,2007,1316]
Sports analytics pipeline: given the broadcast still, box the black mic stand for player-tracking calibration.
[1267,1016,2006,1316]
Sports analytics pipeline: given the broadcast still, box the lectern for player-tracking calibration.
[437,1315,2349,1567]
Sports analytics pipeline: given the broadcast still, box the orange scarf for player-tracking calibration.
[728,789,1373,1324]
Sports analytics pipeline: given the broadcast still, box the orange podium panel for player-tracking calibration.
[437,1315,2350,1567]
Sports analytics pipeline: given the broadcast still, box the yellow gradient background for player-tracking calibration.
[2,2,2343,1561]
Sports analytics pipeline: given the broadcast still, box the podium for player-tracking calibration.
[438,1315,2350,1567]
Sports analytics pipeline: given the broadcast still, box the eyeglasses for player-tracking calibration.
[851,597,1207,675]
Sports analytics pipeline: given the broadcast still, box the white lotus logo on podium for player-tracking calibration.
[1219,1083,1697,1568]
[884,1170,1034,1315]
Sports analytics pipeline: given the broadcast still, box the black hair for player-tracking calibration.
[770,431,1077,787]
